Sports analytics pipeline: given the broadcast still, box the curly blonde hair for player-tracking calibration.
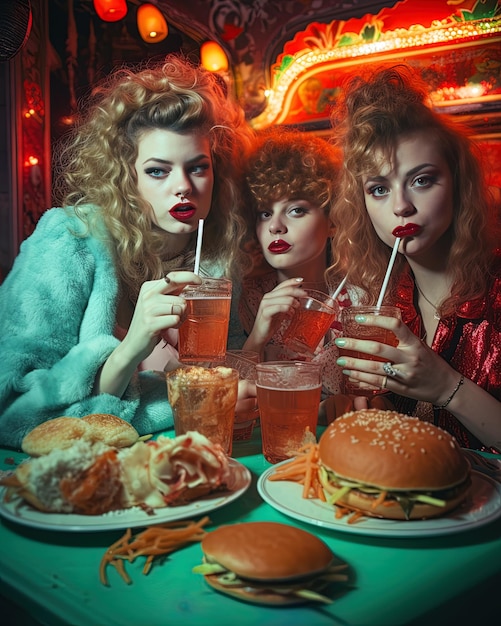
[242,126,341,243]
[327,64,499,315]
[53,55,254,300]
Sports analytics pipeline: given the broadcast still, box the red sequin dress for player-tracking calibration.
[391,256,501,451]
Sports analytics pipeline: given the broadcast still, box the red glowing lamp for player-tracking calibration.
[93,0,127,23]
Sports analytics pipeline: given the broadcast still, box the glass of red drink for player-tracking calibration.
[339,305,401,396]
[281,289,338,355]
[256,361,322,464]
[178,277,232,364]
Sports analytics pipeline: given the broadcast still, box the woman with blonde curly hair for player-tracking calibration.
[238,127,355,398]
[328,64,501,450]
[0,55,255,448]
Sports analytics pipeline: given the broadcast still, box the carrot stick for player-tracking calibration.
[268,443,323,500]
[99,516,210,586]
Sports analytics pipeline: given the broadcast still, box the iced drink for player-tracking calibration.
[282,290,338,355]
[178,277,232,363]
[340,305,401,396]
[166,366,238,455]
[256,362,321,464]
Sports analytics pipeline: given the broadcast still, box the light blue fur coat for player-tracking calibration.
[0,208,245,450]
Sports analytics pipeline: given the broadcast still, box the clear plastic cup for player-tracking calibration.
[340,305,401,396]
[166,366,238,455]
[281,289,338,355]
[178,277,232,364]
[256,361,321,464]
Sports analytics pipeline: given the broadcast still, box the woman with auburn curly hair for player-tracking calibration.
[238,127,356,398]
[328,64,501,451]
[0,55,255,449]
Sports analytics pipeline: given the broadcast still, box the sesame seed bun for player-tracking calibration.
[318,409,471,520]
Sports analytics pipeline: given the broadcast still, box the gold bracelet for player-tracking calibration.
[433,374,464,410]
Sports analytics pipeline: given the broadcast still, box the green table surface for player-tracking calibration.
[1,427,501,626]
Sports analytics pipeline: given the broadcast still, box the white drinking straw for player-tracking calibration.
[376,237,401,308]
[331,275,347,300]
[193,218,204,275]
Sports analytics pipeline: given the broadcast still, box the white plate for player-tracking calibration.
[0,459,251,532]
[257,463,501,538]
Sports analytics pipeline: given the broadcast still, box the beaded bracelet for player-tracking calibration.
[433,374,464,410]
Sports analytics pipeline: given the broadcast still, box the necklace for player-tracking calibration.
[415,282,441,321]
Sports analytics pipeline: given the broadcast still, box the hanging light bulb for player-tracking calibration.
[200,41,229,72]
[93,0,127,23]
[137,3,168,43]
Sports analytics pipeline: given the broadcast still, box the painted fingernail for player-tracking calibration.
[354,314,366,323]
[295,277,304,282]
[334,338,346,347]
[336,358,347,366]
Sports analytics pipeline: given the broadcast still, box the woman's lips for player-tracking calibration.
[392,223,420,238]
[169,204,196,222]
[268,240,291,254]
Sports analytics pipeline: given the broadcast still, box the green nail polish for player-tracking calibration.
[354,314,366,323]
[336,358,347,367]
[334,338,346,347]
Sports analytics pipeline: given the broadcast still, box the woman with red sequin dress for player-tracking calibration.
[328,65,501,451]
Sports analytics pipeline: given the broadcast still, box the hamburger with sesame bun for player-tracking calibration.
[193,522,348,605]
[318,409,471,520]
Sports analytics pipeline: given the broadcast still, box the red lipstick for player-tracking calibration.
[268,240,292,254]
[169,203,196,222]
[392,223,420,238]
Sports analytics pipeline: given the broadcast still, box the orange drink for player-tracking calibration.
[340,305,401,396]
[282,289,338,355]
[256,362,321,464]
[178,277,232,363]
[166,366,238,456]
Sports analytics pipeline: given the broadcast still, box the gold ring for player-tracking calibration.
[382,375,387,389]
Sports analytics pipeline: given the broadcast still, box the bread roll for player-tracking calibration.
[82,413,139,448]
[22,414,139,456]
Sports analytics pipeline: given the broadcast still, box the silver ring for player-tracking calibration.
[383,362,400,378]
[164,275,171,285]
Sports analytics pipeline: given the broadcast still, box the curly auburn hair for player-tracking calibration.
[242,126,341,243]
[327,64,499,315]
[53,54,254,300]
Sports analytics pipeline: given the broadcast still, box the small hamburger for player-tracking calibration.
[318,409,471,520]
[193,521,348,605]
